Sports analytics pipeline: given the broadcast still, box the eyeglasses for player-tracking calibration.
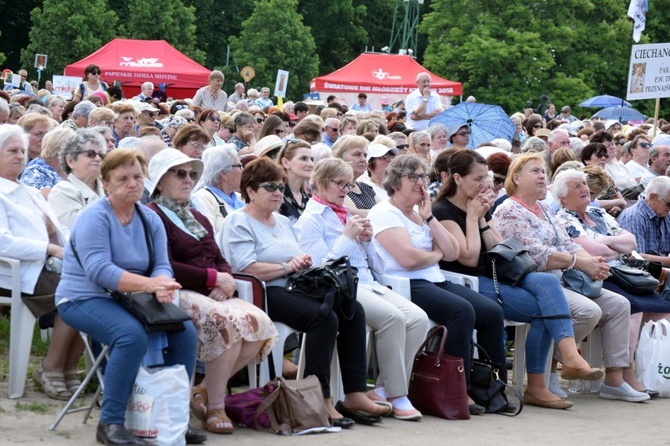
[658,196,670,209]
[168,169,198,180]
[186,118,196,123]
[275,129,286,135]
[230,164,243,170]
[325,126,338,132]
[615,140,625,145]
[454,131,471,137]
[256,117,264,124]
[396,144,409,150]
[90,70,101,75]
[493,175,506,185]
[29,131,47,138]
[638,142,652,149]
[405,173,430,183]
[595,152,609,159]
[330,180,355,191]
[99,120,114,127]
[80,149,105,160]
[208,116,221,123]
[188,140,206,151]
[259,182,285,192]
[147,112,157,118]
[289,122,297,128]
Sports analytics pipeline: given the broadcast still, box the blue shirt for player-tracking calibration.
[20,158,62,191]
[618,199,670,257]
[55,199,173,305]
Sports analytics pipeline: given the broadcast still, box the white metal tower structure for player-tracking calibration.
[387,0,424,57]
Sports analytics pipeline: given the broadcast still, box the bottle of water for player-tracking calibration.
[567,379,584,394]
[584,377,603,394]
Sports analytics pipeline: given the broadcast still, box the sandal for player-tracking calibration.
[64,369,83,395]
[190,385,208,421]
[203,408,234,434]
[32,363,72,401]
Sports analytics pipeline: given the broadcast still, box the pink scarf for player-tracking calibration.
[313,194,348,226]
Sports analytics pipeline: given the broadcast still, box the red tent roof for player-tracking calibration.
[311,53,462,96]
[64,39,210,99]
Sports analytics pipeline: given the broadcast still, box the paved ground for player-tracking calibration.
[2,379,669,445]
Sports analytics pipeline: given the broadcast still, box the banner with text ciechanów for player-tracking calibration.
[627,43,670,101]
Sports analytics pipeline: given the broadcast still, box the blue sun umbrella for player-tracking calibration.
[429,102,516,149]
[593,106,646,122]
[579,95,632,108]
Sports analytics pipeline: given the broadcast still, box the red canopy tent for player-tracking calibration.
[64,38,210,99]
[311,53,462,108]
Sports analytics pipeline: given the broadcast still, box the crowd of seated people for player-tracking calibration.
[4,74,670,444]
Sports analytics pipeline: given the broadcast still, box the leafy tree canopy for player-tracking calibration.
[230,0,319,100]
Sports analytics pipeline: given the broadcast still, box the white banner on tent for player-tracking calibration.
[627,43,670,101]
[53,75,83,98]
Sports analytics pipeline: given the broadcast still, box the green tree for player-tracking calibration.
[422,0,633,114]
[0,0,41,71]
[298,0,367,74]
[21,0,118,83]
[122,0,206,65]
[230,0,318,101]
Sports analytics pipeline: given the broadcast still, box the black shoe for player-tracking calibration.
[96,423,149,445]
[335,401,382,425]
[332,417,355,429]
[469,403,485,416]
[644,389,660,399]
[185,427,208,444]
[499,402,519,414]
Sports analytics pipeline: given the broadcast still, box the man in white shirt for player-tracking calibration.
[405,72,444,131]
[640,144,670,187]
[625,136,653,183]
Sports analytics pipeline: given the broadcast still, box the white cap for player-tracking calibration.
[366,143,398,161]
[137,102,159,113]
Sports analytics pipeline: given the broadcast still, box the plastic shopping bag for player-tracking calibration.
[125,365,189,446]
[635,319,670,397]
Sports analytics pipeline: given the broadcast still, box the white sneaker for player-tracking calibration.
[599,382,651,402]
[548,373,568,399]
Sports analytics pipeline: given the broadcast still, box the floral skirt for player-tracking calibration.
[179,290,278,363]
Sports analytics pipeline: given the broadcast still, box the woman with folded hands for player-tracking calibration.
[432,150,599,410]
[494,154,645,403]
[220,157,389,428]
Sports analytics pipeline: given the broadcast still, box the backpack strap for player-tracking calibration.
[205,187,228,218]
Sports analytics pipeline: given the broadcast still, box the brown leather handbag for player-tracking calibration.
[408,325,470,420]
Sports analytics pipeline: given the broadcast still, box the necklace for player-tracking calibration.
[511,196,542,217]
[107,197,133,226]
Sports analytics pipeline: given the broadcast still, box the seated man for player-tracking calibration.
[618,176,670,267]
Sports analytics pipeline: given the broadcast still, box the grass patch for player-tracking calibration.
[15,401,53,414]
[55,431,72,439]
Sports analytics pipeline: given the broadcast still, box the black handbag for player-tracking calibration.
[484,238,536,286]
[70,204,190,333]
[285,256,358,320]
[608,264,659,296]
[470,343,523,416]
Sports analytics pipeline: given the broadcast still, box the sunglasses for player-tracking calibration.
[174,104,189,110]
[454,131,471,137]
[275,129,286,135]
[186,118,196,123]
[208,116,221,123]
[230,163,243,170]
[259,182,285,192]
[406,173,430,183]
[396,144,409,150]
[638,142,652,149]
[377,153,396,161]
[90,70,101,75]
[330,180,355,192]
[326,126,338,132]
[533,124,543,129]
[595,152,609,159]
[80,149,105,160]
[256,117,265,124]
[168,169,198,180]
[289,122,297,128]
[493,175,506,185]
[147,112,157,118]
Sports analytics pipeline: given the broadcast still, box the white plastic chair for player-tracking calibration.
[0,256,38,399]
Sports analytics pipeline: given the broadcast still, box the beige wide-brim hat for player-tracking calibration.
[254,135,284,158]
[147,149,204,196]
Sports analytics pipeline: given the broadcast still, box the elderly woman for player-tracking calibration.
[0,125,84,401]
[362,140,398,201]
[368,154,508,415]
[90,125,117,155]
[433,150,599,409]
[197,109,224,147]
[293,118,323,145]
[72,64,108,101]
[276,138,314,223]
[146,150,277,434]
[447,124,470,149]
[56,149,200,445]
[388,131,409,155]
[193,144,244,232]
[554,169,670,400]
[220,158,389,428]
[17,113,56,161]
[493,154,646,403]
[227,112,256,154]
[47,96,67,123]
[160,115,187,147]
[173,123,211,160]
[428,124,449,159]
[581,143,627,216]
[408,131,431,162]
[295,158,428,420]
[216,113,235,143]
[21,127,74,197]
[332,135,379,217]
[339,115,359,136]
[110,102,138,147]
[89,107,116,129]
[192,70,228,112]
[47,129,106,229]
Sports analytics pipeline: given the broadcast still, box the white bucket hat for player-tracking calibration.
[147,149,204,196]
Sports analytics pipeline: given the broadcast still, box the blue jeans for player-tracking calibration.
[477,272,573,374]
[59,297,197,424]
